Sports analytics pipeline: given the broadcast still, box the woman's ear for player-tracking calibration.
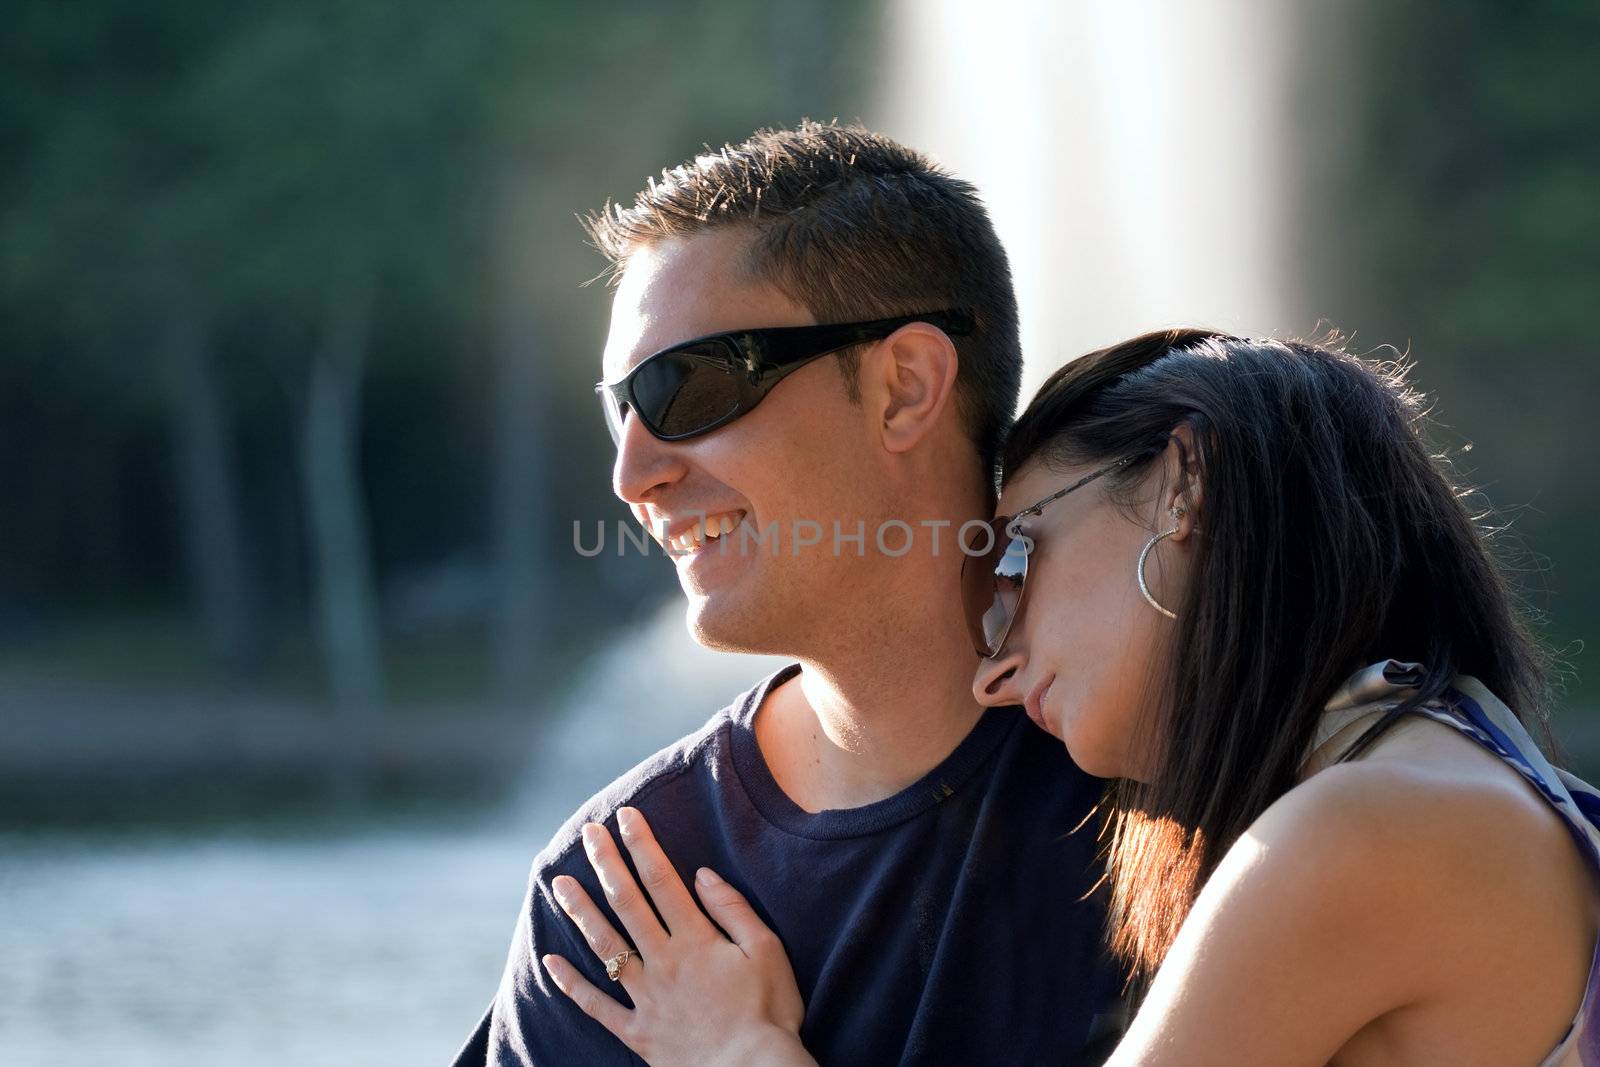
[1161,423,1204,542]
[872,322,961,454]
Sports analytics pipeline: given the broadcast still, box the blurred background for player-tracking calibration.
[2,0,1595,1062]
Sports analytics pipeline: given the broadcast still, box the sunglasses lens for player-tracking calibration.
[598,388,626,446]
[961,518,1029,657]
[631,343,744,438]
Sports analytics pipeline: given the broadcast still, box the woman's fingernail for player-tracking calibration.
[618,807,638,835]
[551,877,572,904]
[696,867,723,886]
[542,955,564,985]
[581,823,601,848]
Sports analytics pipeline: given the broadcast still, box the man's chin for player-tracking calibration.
[682,593,775,656]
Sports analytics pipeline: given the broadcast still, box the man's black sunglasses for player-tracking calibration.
[595,309,976,443]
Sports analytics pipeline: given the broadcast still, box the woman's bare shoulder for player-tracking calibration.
[1260,721,1587,917]
[1283,713,1583,873]
[1111,720,1596,1065]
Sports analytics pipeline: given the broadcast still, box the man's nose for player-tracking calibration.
[972,646,1028,707]
[611,410,689,506]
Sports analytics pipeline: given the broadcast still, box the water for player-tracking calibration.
[0,822,534,1065]
[0,604,788,1065]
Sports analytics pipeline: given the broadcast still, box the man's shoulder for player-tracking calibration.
[531,665,792,875]
[535,710,723,868]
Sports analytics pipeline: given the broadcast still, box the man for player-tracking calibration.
[453,121,1123,1065]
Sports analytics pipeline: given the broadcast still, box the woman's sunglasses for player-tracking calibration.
[595,309,975,443]
[960,453,1146,659]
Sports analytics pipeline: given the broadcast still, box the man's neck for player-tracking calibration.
[753,599,986,812]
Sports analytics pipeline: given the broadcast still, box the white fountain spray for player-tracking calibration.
[874,0,1299,394]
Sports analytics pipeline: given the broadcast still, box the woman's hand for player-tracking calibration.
[542,805,815,1067]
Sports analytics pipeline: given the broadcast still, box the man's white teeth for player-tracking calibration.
[669,512,741,553]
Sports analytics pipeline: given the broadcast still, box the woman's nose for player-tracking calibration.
[972,646,1028,707]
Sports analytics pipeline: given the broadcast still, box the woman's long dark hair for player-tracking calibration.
[1002,329,1552,990]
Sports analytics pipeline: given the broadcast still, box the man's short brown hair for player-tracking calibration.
[584,120,1022,482]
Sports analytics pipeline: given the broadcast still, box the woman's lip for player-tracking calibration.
[1024,674,1056,731]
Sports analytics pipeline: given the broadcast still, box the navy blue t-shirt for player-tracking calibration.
[452,663,1126,1066]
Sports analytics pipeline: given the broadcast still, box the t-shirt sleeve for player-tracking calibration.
[451,853,643,1066]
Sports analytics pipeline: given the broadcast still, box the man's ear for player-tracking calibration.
[870,322,961,454]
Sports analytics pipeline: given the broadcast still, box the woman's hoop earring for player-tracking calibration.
[1137,529,1180,620]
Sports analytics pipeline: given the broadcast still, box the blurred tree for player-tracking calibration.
[0,0,872,713]
[184,1,516,710]
[0,3,265,675]
[1307,0,1600,705]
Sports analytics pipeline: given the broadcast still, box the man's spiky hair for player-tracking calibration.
[583,120,1023,483]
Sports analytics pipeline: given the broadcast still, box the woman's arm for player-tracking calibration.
[1107,759,1584,1065]
[542,806,817,1067]
[1105,767,1415,1066]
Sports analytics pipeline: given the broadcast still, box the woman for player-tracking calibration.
[540,330,1600,1065]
